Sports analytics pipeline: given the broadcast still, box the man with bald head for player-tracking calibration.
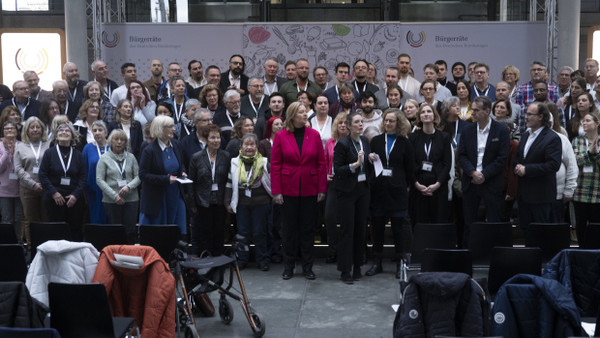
[495,81,521,122]
[0,80,41,120]
[23,71,53,102]
[63,62,87,105]
[91,60,119,101]
[143,59,165,102]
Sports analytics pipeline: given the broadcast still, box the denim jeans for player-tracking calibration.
[236,203,270,265]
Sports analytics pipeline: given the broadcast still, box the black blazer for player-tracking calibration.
[350,80,379,96]
[369,134,414,211]
[219,72,249,96]
[333,135,373,193]
[139,138,186,217]
[240,94,270,120]
[187,149,230,208]
[38,145,87,200]
[108,121,143,160]
[514,127,561,204]
[180,133,205,172]
[458,119,510,192]
[408,129,452,187]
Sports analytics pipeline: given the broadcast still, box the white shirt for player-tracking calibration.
[476,119,491,171]
[229,72,241,90]
[524,126,545,157]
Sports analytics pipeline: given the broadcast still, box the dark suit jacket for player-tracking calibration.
[514,127,562,204]
[69,80,87,105]
[219,72,249,96]
[333,135,373,193]
[187,148,230,208]
[0,98,41,121]
[108,120,143,160]
[240,94,270,120]
[350,80,379,97]
[102,78,120,101]
[458,119,510,192]
[323,85,359,106]
[139,138,185,217]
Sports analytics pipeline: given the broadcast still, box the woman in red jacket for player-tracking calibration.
[271,102,327,280]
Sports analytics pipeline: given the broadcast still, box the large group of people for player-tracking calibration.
[1,52,599,284]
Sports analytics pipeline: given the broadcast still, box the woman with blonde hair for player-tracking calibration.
[74,99,104,149]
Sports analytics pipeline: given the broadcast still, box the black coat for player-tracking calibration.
[0,282,47,328]
[333,135,373,193]
[187,149,230,208]
[108,120,144,161]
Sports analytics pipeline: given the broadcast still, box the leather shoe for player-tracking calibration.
[282,268,294,280]
[352,268,362,281]
[341,272,353,284]
[325,255,337,264]
[302,267,316,280]
[258,263,270,271]
[365,262,383,276]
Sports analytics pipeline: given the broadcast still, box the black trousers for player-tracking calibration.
[324,183,340,256]
[371,216,411,256]
[192,204,227,256]
[45,197,86,242]
[282,195,317,269]
[462,184,503,248]
[573,201,600,248]
[337,182,370,273]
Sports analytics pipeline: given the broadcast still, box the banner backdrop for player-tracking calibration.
[102,22,546,86]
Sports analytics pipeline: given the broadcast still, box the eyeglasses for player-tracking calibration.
[422,87,435,91]
[228,100,241,105]
[531,68,545,72]
[475,71,487,75]
[3,127,16,131]
[250,84,264,88]
[169,69,182,73]
[231,61,243,66]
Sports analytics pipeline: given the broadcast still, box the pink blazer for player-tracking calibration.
[271,127,327,197]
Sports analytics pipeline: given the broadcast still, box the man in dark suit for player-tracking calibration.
[323,62,357,105]
[63,62,87,106]
[262,58,286,96]
[458,96,510,247]
[181,108,212,171]
[514,102,562,230]
[240,77,269,122]
[350,59,379,97]
[219,54,249,96]
[0,80,41,120]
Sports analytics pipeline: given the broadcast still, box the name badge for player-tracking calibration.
[60,177,71,186]
[421,161,433,172]
[8,172,17,180]
[584,165,594,173]
[245,189,252,198]
[212,183,218,191]
[382,168,393,177]
[117,179,127,187]
[32,166,39,174]
[357,173,366,182]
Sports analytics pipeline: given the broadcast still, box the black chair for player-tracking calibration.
[138,224,180,261]
[583,223,600,249]
[525,223,571,261]
[410,223,457,263]
[468,222,513,265]
[0,222,18,244]
[84,224,128,252]
[488,246,542,297]
[421,249,473,276]
[48,282,135,338]
[29,222,70,259]
[0,244,27,282]
[0,327,61,337]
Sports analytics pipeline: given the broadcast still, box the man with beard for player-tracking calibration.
[254,92,285,141]
[452,62,466,84]
[359,91,382,135]
[52,80,79,122]
[435,60,457,95]
[0,80,40,120]
[181,108,213,169]
[323,62,357,105]
[396,54,421,98]
[91,60,119,101]
[279,58,322,106]
[351,59,379,97]
[374,66,411,110]
[63,62,87,105]
[186,59,206,89]
[263,58,286,96]
[23,71,53,102]
[143,59,165,102]
[241,77,269,122]
[219,54,249,96]
[213,89,243,147]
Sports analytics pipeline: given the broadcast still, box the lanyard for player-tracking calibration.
[322,82,329,91]
[452,122,459,148]
[473,85,489,97]
[105,84,112,100]
[296,82,308,92]
[225,112,237,127]
[174,102,183,123]
[249,96,264,118]
[96,143,108,158]
[245,166,253,188]
[56,145,72,177]
[568,106,573,121]
[424,140,432,161]
[264,78,276,96]
[34,92,40,101]
[352,137,363,171]
[12,98,30,115]
[30,142,42,166]
[112,155,127,178]
[207,149,216,182]
[384,134,396,167]
[69,86,78,102]
[354,81,366,94]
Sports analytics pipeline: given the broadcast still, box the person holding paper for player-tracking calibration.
[139,115,188,239]
[14,117,50,244]
[188,124,230,256]
[365,109,414,278]
[333,111,374,284]
[408,104,452,225]
[96,129,141,243]
[38,122,87,241]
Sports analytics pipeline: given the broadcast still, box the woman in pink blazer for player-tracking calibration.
[271,102,327,280]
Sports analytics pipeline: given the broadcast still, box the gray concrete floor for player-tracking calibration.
[182,259,403,338]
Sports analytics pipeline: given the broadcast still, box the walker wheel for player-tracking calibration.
[184,323,200,338]
[250,312,266,337]
[219,299,234,324]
